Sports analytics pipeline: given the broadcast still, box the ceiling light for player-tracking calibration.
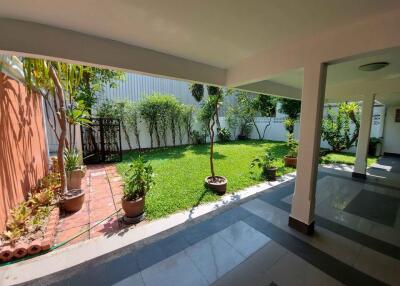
[359,62,389,71]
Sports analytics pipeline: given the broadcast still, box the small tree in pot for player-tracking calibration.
[122,157,154,222]
[203,86,227,195]
[284,133,298,168]
[250,150,278,181]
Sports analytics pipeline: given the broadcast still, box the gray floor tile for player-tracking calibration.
[244,241,288,271]
[344,191,400,227]
[185,233,245,284]
[211,257,273,286]
[217,221,271,257]
[112,273,144,286]
[267,252,344,286]
[141,251,208,286]
[354,246,400,286]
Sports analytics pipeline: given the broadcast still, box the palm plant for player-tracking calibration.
[23,59,84,195]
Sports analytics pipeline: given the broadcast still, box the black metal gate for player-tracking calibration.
[81,118,122,164]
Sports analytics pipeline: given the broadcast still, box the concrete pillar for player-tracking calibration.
[353,94,375,179]
[289,62,327,235]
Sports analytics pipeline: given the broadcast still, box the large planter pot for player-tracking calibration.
[60,189,85,212]
[67,167,86,190]
[122,197,145,218]
[263,167,277,181]
[205,176,227,195]
[284,156,297,168]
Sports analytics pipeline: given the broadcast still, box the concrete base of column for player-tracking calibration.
[288,216,315,235]
[352,172,367,179]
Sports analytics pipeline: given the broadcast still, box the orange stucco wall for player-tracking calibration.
[0,72,48,232]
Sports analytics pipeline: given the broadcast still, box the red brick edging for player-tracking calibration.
[0,207,59,263]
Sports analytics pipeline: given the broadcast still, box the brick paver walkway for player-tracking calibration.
[55,164,125,246]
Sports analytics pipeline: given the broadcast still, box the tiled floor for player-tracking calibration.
[55,165,129,245]
[14,157,400,285]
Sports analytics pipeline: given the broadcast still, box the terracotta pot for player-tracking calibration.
[122,197,145,218]
[60,189,85,212]
[205,176,227,195]
[263,167,277,181]
[284,156,297,168]
[67,168,86,190]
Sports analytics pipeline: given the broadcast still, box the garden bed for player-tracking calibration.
[0,207,59,263]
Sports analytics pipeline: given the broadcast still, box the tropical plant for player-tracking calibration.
[284,118,295,134]
[64,148,81,172]
[23,58,84,194]
[217,128,231,142]
[125,102,142,149]
[139,95,159,148]
[77,68,124,111]
[321,102,360,152]
[258,95,276,139]
[286,133,298,158]
[191,130,205,144]
[225,105,240,138]
[65,99,91,150]
[190,83,204,102]
[236,92,260,139]
[250,150,277,177]
[123,157,154,201]
[181,105,195,144]
[96,100,133,150]
[278,98,301,123]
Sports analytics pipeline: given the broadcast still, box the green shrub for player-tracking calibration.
[321,102,360,152]
[250,150,277,178]
[123,157,154,201]
[286,133,298,158]
[218,128,231,142]
[190,83,204,102]
[191,130,205,144]
[64,148,81,172]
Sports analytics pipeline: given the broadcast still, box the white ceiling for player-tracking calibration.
[261,48,400,105]
[0,0,399,68]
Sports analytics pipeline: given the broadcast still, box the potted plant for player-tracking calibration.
[250,150,278,180]
[61,148,86,212]
[203,87,228,195]
[284,133,298,168]
[122,157,154,221]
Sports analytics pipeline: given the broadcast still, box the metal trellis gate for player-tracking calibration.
[81,118,122,164]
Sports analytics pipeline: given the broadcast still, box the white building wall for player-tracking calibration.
[383,106,400,155]
[45,71,386,154]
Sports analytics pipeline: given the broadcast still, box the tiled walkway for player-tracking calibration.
[5,157,400,286]
[55,165,127,245]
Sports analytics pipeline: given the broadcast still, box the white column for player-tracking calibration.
[289,62,327,234]
[353,94,375,178]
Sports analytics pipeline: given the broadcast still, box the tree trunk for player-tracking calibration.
[209,94,221,178]
[252,119,262,140]
[121,121,132,150]
[261,117,272,139]
[50,66,68,195]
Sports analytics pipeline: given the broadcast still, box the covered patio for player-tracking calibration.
[1,1,400,285]
[3,158,399,285]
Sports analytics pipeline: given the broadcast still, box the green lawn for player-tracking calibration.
[117,140,377,220]
[321,152,377,166]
